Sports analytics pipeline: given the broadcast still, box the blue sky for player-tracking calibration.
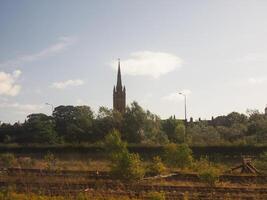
[0,0,267,123]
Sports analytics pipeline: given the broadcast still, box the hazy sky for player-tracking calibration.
[0,0,267,123]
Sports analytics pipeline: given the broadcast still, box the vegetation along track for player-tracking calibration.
[0,181,267,200]
[2,168,267,184]
[1,168,267,199]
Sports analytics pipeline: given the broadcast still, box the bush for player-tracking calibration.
[198,167,220,187]
[104,129,127,158]
[0,153,16,168]
[105,129,145,181]
[111,151,145,181]
[148,156,166,176]
[254,151,267,172]
[164,143,193,169]
[44,152,57,170]
[147,192,165,200]
[195,157,220,186]
[17,157,34,168]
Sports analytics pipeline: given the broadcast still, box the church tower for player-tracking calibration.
[113,59,126,113]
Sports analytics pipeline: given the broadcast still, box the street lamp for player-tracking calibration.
[178,92,187,122]
[45,103,54,114]
[179,92,188,143]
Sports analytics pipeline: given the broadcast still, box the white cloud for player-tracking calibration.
[0,102,43,112]
[111,51,183,78]
[0,70,22,96]
[234,53,267,63]
[0,36,76,67]
[248,77,267,85]
[51,79,84,89]
[162,89,192,102]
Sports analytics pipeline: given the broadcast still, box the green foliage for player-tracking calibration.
[194,157,220,186]
[94,107,123,141]
[143,111,168,144]
[122,101,147,143]
[0,101,267,146]
[164,143,193,169]
[53,105,94,143]
[175,121,186,143]
[198,167,220,187]
[25,113,58,144]
[148,156,166,176]
[110,151,145,181]
[161,117,178,142]
[146,192,165,200]
[105,130,145,181]
[104,129,127,155]
[187,123,220,145]
[0,153,16,168]
[254,151,267,172]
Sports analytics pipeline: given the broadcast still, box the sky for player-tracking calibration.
[0,0,267,123]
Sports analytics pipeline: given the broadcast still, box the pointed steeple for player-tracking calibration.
[116,58,122,90]
[113,58,126,113]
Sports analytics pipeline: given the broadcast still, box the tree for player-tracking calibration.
[93,107,123,141]
[212,112,248,127]
[24,113,58,144]
[143,111,168,144]
[187,123,220,145]
[161,117,178,142]
[174,121,186,143]
[122,102,147,143]
[53,105,94,143]
[104,129,127,157]
[247,112,267,143]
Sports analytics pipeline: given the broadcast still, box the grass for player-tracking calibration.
[0,191,137,200]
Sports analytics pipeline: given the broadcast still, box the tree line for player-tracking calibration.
[0,101,266,145]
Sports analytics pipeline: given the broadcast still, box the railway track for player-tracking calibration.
[0,180,267,200]
[1,167,267,183]
[1,168,267,199]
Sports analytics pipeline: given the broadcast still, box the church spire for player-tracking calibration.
[116,58,122,90]
[113,58,126,113]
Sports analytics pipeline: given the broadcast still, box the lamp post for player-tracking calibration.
[45,103,54,114]
[179,92,187,143]
[179,92,187,122]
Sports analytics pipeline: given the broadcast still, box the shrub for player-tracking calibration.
[148,156,166,176]
[195,157,220,186]
[104,129,127,158]
[44,152,57,170]
[111,151,145,181]
[198,167,220,187]
[254,151,267,172]
[147,192,165,200]
[0,153,16,168]
[17,157,34,168]
[164,143,193,169]
[105,129,145,181]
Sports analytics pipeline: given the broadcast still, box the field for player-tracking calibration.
[0,152,267,200]
[1,167,267,200]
